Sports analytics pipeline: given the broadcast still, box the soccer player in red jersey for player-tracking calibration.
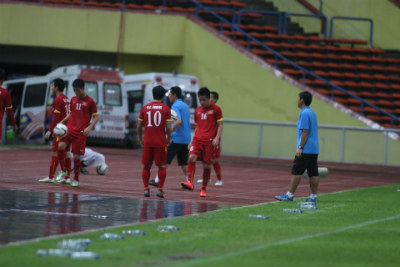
[197,91,223,186]
[56,79,99,187]
[0,68,18,143]
[181,87,223,197]
[137,85,172,198]
[39,78,71,183]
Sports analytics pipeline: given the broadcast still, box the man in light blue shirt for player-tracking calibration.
[275,91,320,202]
[150,86,191,187]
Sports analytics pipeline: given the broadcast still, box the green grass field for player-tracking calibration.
[1,184,399,267]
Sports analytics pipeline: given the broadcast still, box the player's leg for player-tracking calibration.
[213,145,223,186]
[56,137,70,182]
[181,142,199,190]
[154,147,167,198]
[274,155,307,201]
[306,155,319,202]
[39,137,59,183]
[141,147,153,197]
[176,144,189,181]
[69,136,86,187]
[199,144,214,197]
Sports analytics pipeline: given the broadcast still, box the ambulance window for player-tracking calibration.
[183,92,198,109]
[23,83,47,107]
[127,90,144,112]
[104,83,122,106]
[85,81,98,103]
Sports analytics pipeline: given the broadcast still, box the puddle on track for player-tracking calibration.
[0,189,233,245]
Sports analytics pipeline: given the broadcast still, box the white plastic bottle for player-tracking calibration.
[157,225,180,232]
[71,251,100,259]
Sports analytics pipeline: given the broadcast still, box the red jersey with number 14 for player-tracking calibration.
[139,101,171,147]
[193,103,223,143]
[67,95,97,135]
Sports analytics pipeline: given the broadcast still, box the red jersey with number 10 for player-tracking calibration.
[139,101,171,147]
[67,95,97,135]
[193,103,223,143]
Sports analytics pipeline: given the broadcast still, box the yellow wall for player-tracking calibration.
[270,0,400,49]
[0,3,367,126]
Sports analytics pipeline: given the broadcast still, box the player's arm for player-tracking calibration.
[166,120,172,145]
[5,93,17,132]
[212,120,223,147]
[5,107,18,132]
[296,129,309,157]
[59,113,70,125]
[137,119,144,146]
[83,113,99,136]
[171,118,181,133]
[45,109,62,139]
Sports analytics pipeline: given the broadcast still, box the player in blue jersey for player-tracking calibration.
[274,91,320,203]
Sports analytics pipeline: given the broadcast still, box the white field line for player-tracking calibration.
[166,213,400,267]
[3,209,108,219]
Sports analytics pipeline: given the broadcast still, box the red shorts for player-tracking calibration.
[142,146,167,166]
[189,140,215,164]
[60,132,87,155]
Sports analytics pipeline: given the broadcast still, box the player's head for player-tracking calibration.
[169,86,182,104]
[298,91,312,107]
[198,87,211,108]
[210,91,219,104]
[51,78,65,94]
[152,85,166,101]
[0,68,5,84]
[72,78,86,98]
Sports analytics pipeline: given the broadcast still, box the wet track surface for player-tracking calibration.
[0,189,232,245]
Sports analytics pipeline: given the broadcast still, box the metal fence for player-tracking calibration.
[221,119,400,166]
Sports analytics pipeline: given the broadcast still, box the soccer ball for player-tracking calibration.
[96,163,109,175]
[53,123,68,138]
[171,109,178,121]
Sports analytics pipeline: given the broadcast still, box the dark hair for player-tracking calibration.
[211,91,219,101]
[153,85,166,100]
[72,78,85,89]
[198,87,210,98]
[299,91,312,106]
[170,86,182,98]
[52,78,65,92]
[0,68,5,81]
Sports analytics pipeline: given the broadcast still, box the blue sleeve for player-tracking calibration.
[172,103,182,119]
[298,111,310,130]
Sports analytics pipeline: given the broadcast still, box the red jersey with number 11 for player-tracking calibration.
[139,101,171,147]
[193,103,223,143]
[67,95,97,135]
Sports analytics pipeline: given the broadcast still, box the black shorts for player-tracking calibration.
[167,142,189,166]
[291,154,319,177]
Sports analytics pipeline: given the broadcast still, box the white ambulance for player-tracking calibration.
[2,65,128,146]
[124,72,200,145]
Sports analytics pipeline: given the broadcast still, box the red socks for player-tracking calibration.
[48,156,58,179]
[202,168,211,188]
[213,162,222,181]
[158,167,166,189]
[187,161,196,183]
[58,150,66,172]
[73,159,80,181]
[142,166,151,188]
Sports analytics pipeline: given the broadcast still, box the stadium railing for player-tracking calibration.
[222,119,400,166]
[329,16,375,47]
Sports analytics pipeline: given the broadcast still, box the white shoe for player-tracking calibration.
[214,180,223,186]
[38,177,55,183]
[197,179,211,184]
[58,178,71,184]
